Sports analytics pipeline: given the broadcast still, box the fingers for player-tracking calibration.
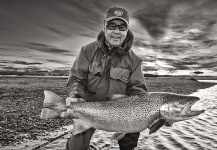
[69,87,85,98]
[66,97,79,106]
[68,93,77,98]
[78,98,85,102]
[60,109,71,118]
[60,97,85,118]
[66,97,85,106]
[69,82,86,98]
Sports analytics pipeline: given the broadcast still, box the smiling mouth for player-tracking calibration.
[111,36,120,39]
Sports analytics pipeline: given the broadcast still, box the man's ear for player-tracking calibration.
[103,20,107,32]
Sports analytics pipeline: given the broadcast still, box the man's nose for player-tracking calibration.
[114,26,120,33]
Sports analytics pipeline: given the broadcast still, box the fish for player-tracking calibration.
[40,90,204,137]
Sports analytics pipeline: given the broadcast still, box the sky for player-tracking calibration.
[0,0,217,76]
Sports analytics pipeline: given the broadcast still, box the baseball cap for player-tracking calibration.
[105,6,129,25]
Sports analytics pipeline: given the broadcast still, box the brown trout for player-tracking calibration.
[40,90,204,136]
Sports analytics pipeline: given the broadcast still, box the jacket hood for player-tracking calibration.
[97,30,134,55]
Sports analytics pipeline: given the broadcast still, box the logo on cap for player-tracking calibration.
[114,10,123,17]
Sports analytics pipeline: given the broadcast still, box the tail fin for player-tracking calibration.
[40,90,66,119]
[43,90,63,105]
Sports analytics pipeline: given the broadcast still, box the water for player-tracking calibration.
[198,80,217,83]
[3,85,217,150]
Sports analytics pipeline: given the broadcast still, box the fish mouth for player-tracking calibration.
[183,101,204,117]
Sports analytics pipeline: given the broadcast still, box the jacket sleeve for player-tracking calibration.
[66,47,89,98]
[126,60,147,95]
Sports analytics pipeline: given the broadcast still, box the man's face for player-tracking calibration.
[104,19,128,47]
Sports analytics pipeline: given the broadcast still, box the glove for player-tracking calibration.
[60,97,85,118]
[69,82,86,98]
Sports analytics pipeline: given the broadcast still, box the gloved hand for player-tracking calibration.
[69,82,86,98]
[60,97,85,118]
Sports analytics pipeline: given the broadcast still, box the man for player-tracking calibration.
[65,6,147,150]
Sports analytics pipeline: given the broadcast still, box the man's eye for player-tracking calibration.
[119,25,126,29]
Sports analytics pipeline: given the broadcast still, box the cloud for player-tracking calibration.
[0,0,217,75]
[161,55,217,71]
[133,5,170,39]
[38,25,70,37]
[46,59,68,64]
[0,60,8,63]
[19,42,72,54]
[12,61,42,65]
[2,66,21,71]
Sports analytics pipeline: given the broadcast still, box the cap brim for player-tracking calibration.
[105,16,128,25]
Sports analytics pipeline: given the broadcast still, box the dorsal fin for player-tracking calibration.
[72,119,91,135]
[149,119,166,134]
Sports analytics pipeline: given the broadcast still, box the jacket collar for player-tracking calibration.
[97,30,134,55]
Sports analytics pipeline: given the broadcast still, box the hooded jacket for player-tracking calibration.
[67,30,147,101]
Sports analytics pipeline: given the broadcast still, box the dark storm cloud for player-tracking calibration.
[2,65,43,72]
[133,3,170,39]
[161,55,217,71]
[202,39,217,47]
[134,39,191,56]
[2,66,20,71]
[22,43,71,54]
[198,60,217,70]
[46,59,68,64]
[49,69,69,75]
[142,66,158,72]
[0,0,104,43]
[133,0,217,40]
[12,61,42,65]
[7,42,75,55]
[38,25,70,37]
[24,66,43,71]
[0,0,217,75]
[78,33,96,38]
[0,60,8,63]
[0,60,43,71]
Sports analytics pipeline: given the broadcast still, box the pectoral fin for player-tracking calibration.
[110,133,126,141]
[72,119,91,135]
[149,119,166,134]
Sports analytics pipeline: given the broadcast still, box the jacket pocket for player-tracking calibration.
[87,61,102,92]
[109,67,130,95]
[110,67,130,83]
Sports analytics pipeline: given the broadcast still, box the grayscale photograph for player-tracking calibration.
[0,0,217,150]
